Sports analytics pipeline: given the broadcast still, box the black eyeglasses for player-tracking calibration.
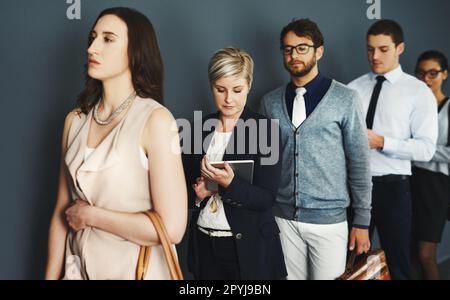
[415,69,443,79]
[281,43,316,56]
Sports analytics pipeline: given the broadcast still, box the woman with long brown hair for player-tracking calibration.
[45,7,187,280]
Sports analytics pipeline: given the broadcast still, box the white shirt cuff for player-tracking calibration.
[381,135,397,155]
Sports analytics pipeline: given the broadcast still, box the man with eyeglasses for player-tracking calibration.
[348,20,438,280]
[259,19,372,280]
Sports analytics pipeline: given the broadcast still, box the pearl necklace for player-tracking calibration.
[93,92,136,125]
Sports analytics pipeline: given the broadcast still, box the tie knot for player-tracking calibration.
[296,87,307,96]
[376,76,386,83]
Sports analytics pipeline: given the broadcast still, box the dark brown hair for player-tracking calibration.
[77,7,163,114]
[367,19,404,46]
[280,18,324,49]
[416,50,449,73]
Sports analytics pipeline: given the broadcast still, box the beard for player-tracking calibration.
[284,56,317,78]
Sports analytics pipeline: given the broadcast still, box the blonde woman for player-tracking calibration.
[184,48,287,280]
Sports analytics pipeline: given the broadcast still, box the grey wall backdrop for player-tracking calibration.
[1,0,449,279]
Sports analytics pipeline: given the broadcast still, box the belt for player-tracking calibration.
[372,174,409,183]
[198,226,233,237]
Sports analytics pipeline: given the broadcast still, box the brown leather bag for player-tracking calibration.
[337,249,391,280]
[135,211,184,280]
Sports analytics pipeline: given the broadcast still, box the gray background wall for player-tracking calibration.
[0,0,449,279]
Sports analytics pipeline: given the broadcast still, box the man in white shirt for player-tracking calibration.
[348,19,438,280]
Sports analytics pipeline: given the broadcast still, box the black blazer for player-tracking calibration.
[182,105,287,280]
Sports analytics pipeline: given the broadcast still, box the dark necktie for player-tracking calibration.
[366,76,386,129]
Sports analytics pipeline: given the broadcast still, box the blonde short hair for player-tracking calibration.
[208,47,254,86]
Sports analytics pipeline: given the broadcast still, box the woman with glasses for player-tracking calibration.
[411,50,449,280]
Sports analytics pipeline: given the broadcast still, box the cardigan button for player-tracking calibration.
[235,233,243,240]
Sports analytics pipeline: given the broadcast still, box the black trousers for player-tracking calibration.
[194,228,241,280]
[370,178,412,280]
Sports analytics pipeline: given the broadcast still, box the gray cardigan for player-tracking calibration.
[259,80,372,226]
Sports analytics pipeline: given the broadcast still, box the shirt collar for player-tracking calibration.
[288,72,324,95]
[369,65,403,84]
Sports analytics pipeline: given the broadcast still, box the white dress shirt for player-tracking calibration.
[196,130,233,230]
[414,99,450,176]
[348,65,438,176]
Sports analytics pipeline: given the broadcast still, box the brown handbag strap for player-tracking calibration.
[345,250,359,272]
[136,243,152,280]
[136,211,183,280]
[345,249,388,272]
